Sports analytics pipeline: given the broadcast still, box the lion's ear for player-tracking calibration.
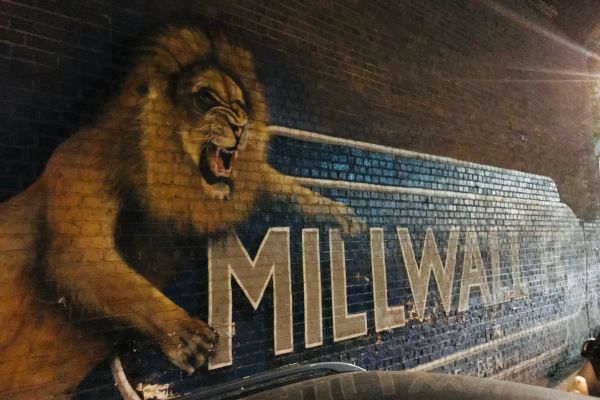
[152,26,211,69]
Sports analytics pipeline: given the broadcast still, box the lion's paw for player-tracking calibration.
[331,202,366,238]
[159,317,218,375]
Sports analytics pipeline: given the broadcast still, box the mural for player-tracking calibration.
[103,127,593,399]
[0,26,362,400]
[0,23,598,400]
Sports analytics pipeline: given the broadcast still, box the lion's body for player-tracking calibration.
[0,181,110,399]
[0,27,361,399]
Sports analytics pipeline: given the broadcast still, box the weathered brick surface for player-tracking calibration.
[1,0,599,216]
[2,1,600,399]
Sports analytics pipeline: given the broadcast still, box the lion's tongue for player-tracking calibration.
[208,148,231,177]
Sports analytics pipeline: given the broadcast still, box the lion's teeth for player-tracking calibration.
[215,146,237,156]
[216,147,226,154]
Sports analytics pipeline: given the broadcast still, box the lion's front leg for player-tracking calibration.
[262,167,365,236]
[44,234,217,375]
[153,311,218,374]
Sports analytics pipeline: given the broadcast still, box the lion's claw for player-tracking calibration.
[331,202,366,238]
[159,317,218,374]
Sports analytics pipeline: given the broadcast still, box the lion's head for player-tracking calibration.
[116,26,268,202]
[104,26,270,233]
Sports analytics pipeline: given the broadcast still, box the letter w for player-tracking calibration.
[397,227,459,321]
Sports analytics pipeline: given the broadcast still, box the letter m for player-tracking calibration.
[208,228,292,369]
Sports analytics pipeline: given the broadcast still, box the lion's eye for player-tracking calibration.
[194,88,218,111]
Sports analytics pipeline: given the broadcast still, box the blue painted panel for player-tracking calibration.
[75,131,589,398]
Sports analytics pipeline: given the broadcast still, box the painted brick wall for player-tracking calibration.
[1,0,599,216]
[2,1,600,399]
[71,128,599,399]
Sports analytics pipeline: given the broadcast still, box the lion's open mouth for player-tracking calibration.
[199,142,238,185]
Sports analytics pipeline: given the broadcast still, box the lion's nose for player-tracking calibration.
[230,123,243,138]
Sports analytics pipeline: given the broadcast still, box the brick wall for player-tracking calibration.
[2,1,600,399]
[1,0,599,216]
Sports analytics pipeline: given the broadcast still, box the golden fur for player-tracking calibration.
[0,26,361,399]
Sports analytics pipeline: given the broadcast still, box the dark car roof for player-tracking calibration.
[237,371,589,400]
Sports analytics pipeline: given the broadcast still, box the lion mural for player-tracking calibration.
[0,26,361,399]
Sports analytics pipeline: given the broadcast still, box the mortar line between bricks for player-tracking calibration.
[269,125,557,183]
[294,177,561,207]
[4,0,112,32]
[407,305,582,372]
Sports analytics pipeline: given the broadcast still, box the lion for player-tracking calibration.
[0,26,362,399]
